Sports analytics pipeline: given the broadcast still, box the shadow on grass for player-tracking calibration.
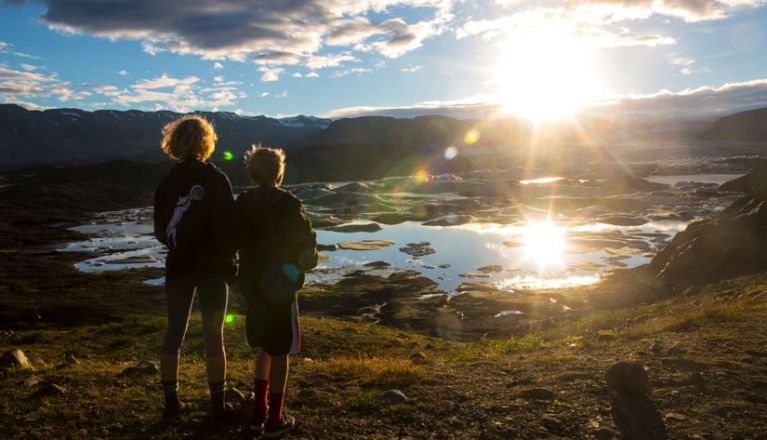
[611,394,667,440]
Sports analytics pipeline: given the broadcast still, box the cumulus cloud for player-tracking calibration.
[567,0,767,22]
[75,73,245,111]
[213,62,223,70]
[0,65,88,103]
[258,66,284,82]
[306,53,357,69]
[9,0,453,67]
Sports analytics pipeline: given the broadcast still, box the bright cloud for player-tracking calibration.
[567,0,767,22]
[258,66,284,82]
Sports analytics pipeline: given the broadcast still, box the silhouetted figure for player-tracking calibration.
[153,115,236,422]
[234,145,317,437]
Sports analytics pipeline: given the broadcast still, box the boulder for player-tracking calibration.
[651,162,767,286]
[0,349,33,370]
[606,361,650,395]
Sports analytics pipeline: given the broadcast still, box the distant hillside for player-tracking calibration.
[0,104,615,171]
[307,114,613,149]
[700,107,767,141]
[0,104,330,169]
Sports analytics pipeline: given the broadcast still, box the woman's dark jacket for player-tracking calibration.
[153,160,236,278]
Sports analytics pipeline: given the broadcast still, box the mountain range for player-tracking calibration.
[1,103,765,171]
[0,104,330,169]
[0,104,615,170]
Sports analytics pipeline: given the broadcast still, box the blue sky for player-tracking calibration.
[1,0,767,120]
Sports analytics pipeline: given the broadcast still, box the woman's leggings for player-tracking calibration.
[161,272,228,358]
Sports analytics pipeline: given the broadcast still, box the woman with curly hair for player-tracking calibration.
[153,115,236,422]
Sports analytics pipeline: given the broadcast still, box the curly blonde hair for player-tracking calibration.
[161,115,217,161]
[244,145,286,186]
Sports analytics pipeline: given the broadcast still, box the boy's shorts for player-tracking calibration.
[242,283,301,356]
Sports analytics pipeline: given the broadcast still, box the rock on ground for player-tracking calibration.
[1,349,32,370]
[606,361,650,395]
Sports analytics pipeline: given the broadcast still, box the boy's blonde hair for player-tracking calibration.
[244,145,286,186]
[161,115,217,161]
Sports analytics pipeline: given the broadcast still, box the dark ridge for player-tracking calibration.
[700,107,767,141]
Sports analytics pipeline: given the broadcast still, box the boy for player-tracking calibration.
[234,145,317,437]
[153,115,236,421]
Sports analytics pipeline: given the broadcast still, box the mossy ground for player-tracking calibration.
[2,270,767,439]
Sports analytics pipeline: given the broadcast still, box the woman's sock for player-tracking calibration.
[253,379,269,421]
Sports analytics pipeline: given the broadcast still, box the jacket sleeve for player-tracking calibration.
[153,178,170,245]
[283,196,318,271]
[212,171,237,271]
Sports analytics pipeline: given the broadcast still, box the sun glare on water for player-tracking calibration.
[495,27,603,122]
[521,220,566,270]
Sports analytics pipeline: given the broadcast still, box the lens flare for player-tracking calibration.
[225,313,235,324]
[223,151,234,161]
[464,129,480,145]
[444,146,458,160]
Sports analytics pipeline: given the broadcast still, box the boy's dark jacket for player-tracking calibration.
[234,186,317,281]
[153,161,236,277]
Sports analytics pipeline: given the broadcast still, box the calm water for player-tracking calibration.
[59,216,689,292]
[56,172,744,292]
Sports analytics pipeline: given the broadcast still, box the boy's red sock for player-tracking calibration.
[266,392,285,426]
[252,379,269,421]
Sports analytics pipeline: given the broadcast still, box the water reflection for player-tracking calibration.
[60,217,691,292]
[519,220,565,271]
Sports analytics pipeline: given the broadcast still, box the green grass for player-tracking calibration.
[306,356,430,388]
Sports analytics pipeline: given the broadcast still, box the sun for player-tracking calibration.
[494,27,603,122]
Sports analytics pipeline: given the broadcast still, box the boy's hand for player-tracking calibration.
[297,248,318,272]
